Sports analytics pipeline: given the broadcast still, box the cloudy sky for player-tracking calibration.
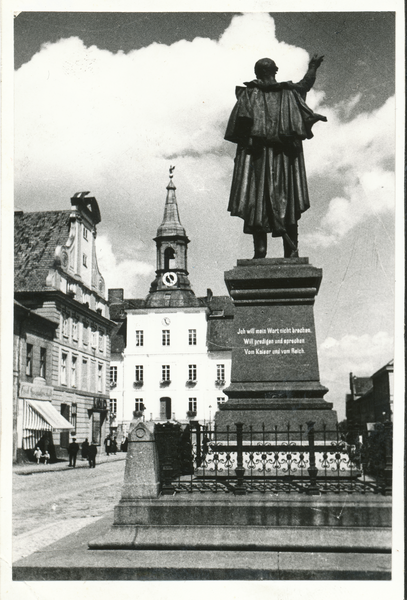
[13,11,398,419]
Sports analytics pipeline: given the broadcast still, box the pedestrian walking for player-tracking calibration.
[112,437,117,455]
[87,441,97,468]
[68,437,79,467]
[81,438,89,460]
[104,435,111,456]
[42,450,50,464]
[34,447,42,464]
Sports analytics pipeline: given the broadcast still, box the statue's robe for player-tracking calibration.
[225,72,325,236]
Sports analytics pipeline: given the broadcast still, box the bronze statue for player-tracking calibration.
[225,54,327,258]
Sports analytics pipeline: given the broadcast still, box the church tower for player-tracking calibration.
[145,168,200,308]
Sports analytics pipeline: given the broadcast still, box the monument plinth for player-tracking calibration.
[216,257,337,431]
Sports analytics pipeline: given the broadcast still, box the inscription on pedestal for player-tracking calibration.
[232,305,320,382]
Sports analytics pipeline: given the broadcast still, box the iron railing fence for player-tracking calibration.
[154,421,392,497]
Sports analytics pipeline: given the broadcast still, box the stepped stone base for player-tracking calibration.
[215,407,338,439]
[12,513,392,581]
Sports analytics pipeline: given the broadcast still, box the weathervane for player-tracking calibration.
[169,165,175,179]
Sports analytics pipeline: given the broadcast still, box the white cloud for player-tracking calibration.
[319,332,394,419]
[96,234,153,297]
[14,12,395,277]
[304,96,395,247]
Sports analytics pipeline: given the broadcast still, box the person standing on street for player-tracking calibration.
[104,435,111,456]
[88,441,97,468]
[81,438,89,460]
[68,437,79,467]
[34,447,42,464]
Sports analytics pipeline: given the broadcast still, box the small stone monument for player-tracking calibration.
[120,420,160,499]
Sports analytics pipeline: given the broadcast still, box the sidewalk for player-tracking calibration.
[13,452,126,475]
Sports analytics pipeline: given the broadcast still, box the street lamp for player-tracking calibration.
[209,405,212,427]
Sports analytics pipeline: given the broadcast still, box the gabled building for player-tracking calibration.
[108,173,233,437]
[14,193,115,461]
[346,359,394,429]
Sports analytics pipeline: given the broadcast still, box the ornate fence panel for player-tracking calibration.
[156,421,392,496]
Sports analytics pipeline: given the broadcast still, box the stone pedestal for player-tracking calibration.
[216,258,337,432]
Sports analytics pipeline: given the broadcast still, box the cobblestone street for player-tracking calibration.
[12,455,126,561]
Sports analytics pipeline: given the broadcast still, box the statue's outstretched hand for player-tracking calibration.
[309,54,324,69]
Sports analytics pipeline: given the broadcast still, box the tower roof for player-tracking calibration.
[155,174,186,239]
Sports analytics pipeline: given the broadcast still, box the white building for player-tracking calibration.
[108,172,233,436]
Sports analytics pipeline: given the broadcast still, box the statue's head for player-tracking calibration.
[254,58,278,79]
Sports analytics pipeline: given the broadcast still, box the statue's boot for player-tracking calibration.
[253,231,267,258]
[283,225,299,258]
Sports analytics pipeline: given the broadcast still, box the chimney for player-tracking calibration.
[108,288,124,304]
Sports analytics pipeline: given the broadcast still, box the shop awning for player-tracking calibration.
[25,400,74,432]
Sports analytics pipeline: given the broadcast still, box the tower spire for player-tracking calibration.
[145,168,199,308]
[156,166,186,238]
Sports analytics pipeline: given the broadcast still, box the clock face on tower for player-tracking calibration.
[162,272,177,287]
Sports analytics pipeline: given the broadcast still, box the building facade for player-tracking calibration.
[346,359,394,429]
[109,173,233,437]
[14,193,114,461]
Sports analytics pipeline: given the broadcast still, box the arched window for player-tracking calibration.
[164,247,175,271]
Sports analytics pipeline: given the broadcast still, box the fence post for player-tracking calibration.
[306,421,320,496]
[383,421,392,496]
[234,422,246,495]
[191,420,201,468]
[155,423,177,495]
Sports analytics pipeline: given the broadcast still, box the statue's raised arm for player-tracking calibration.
[225,55,327,258]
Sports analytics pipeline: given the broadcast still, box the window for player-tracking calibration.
[110,398,117,415]
[72,318,78,341]
[39,347,46,379]
[162,329,170,346]
[135,365,144,382]
[91,328,97,348]
[61,353,68,385]
[110,366,117,384]
[60,404,70,448]
[83,253,87,267]
[135,330,144,347]
[216,364,225,381]
[188,329,197,345]
[98,329,104,352]
[83,321,89,345]
[71,355,77,387]
[92,411,101,445]
[135,398,144,412]
[188,398,197,412]
[82,358,88,391]
[217,396,227,407]
[188,364,197,381]
[162,365,170,382]
[97,363,103,392]
[26,344,33,377]
[83,227,88,240]
[71,403,77,432]
[62,315,69,338]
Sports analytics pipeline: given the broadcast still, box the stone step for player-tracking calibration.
[89,524,391,552]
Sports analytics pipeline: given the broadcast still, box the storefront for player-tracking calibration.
[18,378,73,460]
